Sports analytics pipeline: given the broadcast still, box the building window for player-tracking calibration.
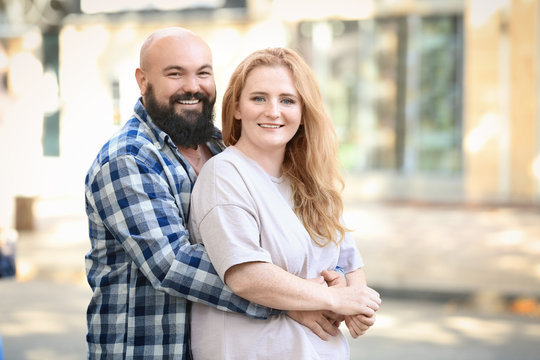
[295,14,463,175]
[42,31,60,157]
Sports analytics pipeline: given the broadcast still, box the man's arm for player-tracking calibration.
[86,154,278,319]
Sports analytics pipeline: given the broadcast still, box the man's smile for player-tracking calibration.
[177,99,200,105]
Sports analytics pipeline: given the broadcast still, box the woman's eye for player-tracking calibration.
[253,96,265,102]
[282,98,295,105]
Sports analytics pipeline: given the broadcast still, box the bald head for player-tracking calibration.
[135,26,215,100]
[139,27,210,71]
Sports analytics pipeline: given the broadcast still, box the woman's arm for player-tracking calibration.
[225,261,381,316]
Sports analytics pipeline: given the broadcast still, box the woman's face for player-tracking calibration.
[234,65,302,157]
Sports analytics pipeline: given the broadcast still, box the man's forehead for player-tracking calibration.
[141,32,212,70]
[161,63,213,73]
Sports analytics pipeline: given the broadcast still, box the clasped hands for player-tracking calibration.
[288,269,381,340]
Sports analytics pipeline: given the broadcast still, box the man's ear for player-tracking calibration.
[135,68,147,96]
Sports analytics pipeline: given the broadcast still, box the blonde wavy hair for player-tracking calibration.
[222,47,349,246]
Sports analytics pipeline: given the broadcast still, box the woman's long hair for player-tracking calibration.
[222,48,348,246]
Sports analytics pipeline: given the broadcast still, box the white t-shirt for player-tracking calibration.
[189,146,363,360]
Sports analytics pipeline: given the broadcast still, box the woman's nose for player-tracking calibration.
[265,101,279,118]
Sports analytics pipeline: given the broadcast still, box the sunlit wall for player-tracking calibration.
[464,0,540,203]
[0,0,539,230]
[0,27,50,228]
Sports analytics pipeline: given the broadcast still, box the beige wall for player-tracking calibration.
[464,0,539,204]
[464,0,505,202]
[509,0,539,202]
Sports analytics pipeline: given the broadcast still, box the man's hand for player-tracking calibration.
[342,268,381,338]
[287,274,345,340]
[345,313,376,338]
[287,310,343,341]
[321,269,347,288]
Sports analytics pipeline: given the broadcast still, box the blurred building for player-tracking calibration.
[0,0,538,230]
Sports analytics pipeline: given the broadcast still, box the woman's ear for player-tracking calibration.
[234,101,241,120]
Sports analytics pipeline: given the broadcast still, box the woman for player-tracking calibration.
[189,48,380,359]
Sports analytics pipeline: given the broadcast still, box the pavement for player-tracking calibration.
[0,195,539,359]
[345,201,540,303]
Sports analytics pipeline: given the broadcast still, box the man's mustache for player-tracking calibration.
[171,92,207,102]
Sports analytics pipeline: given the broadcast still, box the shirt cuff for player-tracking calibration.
[334,265,346,277]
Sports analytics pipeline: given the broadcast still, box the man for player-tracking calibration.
[85,27,374,359]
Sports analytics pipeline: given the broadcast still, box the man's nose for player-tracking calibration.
[181,75,200,94]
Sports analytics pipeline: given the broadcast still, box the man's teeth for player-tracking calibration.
[259,124,281,129]
[178,100,199,105]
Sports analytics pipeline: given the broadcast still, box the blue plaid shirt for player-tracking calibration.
[85,99,276,359]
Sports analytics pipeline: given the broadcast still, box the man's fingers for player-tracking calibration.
[351,315,370,330]
[317,316,339,338]
[346,316,370,339]
[359,314,376,327]
[288,311,343,341]
[322,311,344,324]
[346,313,376,339]
[346,317,360,338]
[310,321,330,341]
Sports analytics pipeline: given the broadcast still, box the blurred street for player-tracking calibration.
[0,196,539,359]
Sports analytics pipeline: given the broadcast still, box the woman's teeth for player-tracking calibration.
[259,124,281,129]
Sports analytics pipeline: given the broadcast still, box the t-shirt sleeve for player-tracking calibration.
[198,205,272,281]
[337,230,364,273]
[190,153,273,282]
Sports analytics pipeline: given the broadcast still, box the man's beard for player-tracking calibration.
[144,84,216,149]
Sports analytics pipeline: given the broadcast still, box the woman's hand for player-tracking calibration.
[321,269,347,287]
[329,284,381,316]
